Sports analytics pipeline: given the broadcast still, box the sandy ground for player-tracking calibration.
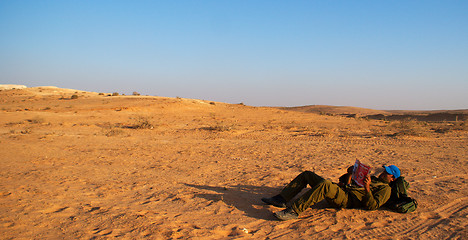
[0,87,467,239]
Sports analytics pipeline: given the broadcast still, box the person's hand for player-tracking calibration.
[363,175,371,192]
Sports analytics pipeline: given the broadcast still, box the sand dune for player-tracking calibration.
[0,87,467,239]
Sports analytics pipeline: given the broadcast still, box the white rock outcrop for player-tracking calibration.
[0,84,27,90]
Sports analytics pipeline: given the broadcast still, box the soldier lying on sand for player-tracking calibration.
[262,165,400,221]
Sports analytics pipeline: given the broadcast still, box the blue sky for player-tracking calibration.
[1,1,467,110]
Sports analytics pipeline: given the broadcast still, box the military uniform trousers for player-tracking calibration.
[279,171,349,214]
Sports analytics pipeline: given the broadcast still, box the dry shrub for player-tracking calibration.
[202,125,232,132]
[201,122,233,132]
[129,116,154,129]
[21,128,32,134]
[387,119,430,137]
[453,119,468,131]
[432,120,468,133]
[6,121,24,126]
[104,128,124,137]
[96,122,124,136]
[27,117,45,124]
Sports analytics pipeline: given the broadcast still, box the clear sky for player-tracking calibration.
[1,1,467,110]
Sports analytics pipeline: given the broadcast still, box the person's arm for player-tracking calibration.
[363,175,371,192]
[362,176,391,210]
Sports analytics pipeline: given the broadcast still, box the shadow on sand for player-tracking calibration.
[185,183,285,220]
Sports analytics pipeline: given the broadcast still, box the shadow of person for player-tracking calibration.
[185,183,283,220]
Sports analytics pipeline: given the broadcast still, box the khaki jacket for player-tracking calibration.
[345,176,392,210]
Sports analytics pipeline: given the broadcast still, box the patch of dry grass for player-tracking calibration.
[431,120,468,133]
[129,116,154,129]
[104,128,124,137]
[26,117,45,124]
[201,123,233,132]
[386,119,430,137]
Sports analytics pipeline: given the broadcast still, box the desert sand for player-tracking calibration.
[0,86,467,239]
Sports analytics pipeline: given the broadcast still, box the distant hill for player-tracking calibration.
[3,85,467,122]
[278,105,389,116]
[279,105,468,122]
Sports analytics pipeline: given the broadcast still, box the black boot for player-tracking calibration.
[261,194,287,208]
[273,207,299,221]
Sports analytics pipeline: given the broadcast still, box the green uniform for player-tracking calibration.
[279,171,391,214]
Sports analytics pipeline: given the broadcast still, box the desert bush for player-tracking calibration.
[453,119,468,131]
[98,93,105,95]
[201,122,233,132]
[129,116,154,129]
[6,121,24,126]
[112,92,119,96]
[132,91,140,96]
[387,119,429,136]
[432,120,468,133]
[21,128,32,134]
[71,94,79,99]
[104,128,124,137]
[27,117,45,124]
[97,123,125,136]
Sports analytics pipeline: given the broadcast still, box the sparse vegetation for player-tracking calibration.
[132,91,140,96]
[386,119,429,137]
[96,122,125,136]
[6,121,23,126]
[112,92,119,96]
[20,128,32,134]
[201,122,233,132]
[431,120,468,133]
[104,128,124,137]
[457,120,468,131]
[27,117,45,124]
[71,94,79,99]
[129,116,154,129]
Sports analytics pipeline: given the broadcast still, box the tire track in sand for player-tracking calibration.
[354,197,468,239]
